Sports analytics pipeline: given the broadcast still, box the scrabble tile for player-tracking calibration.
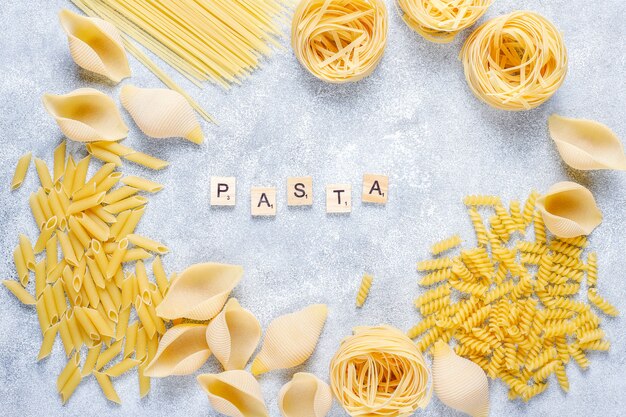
[287,176,313,206]
[210,177,236,206]
[251,187,276,216]
[362,174,388,204]
[326,184,352,213]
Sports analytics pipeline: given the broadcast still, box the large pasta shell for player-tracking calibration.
[144,323,211,377]
[156,263,243,320]
[278,373,333,417]
[432,342,489,417]
[548,114,626,170]
[251,304,328,375]
[536,182,602,238]
[206,298,261,371]
[59,9,130,83]
[197,370,269,417]
[120,85,204,144]
[42,88,128,142]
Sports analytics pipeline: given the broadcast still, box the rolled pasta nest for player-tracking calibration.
[291,0,388,83]
[397,0,493,43]
[329,326,432,416]
[459,11,568,111]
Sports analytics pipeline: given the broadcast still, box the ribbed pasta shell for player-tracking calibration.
[58,9,130,83]
[42,88,128,142]
[155,263,243,320]
[549,114,626,170]
[536,182,602,238]
[278,373,333,417]
[144,323,211,377]
[206,298,261,371]
[120,85,203,144]
[197,370,269,417]
[432,342,489,417]
[251,304,328,375]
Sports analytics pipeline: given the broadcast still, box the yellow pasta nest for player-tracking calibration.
[397,0,492,43]
[411,192,618,402]
[330,326,432,416]
[291,0,388,83]
[459,11,568,111]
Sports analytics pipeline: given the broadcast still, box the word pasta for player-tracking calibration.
[210,174,389,216]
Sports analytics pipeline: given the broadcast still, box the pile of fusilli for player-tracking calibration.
[409,193,619,402]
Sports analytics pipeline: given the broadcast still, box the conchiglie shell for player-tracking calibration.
[549,114,626,170]
[251,304,328,375]
[120,85,203,144]
[197,370,269,417]
[278,373,333,417]
[42,88,128,142]
[59,9,130,83]
[537,181,602,238]
[144,323,211,377]
[432,342,489,417]
[206,298,261,371]
[155,263,243,320]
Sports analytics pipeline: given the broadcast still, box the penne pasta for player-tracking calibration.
[123,321,138,359]
[149,283,163,306]
[56,184,71,214]
[68,231,84,262]
[35,260,46,299]
[75,212,109,242]
[51,279,67,318]
[18,234,36,271]
[47,188,67,231]
[13,245,29,286]
[62,265,81,305]
[34,216,57,253]
[58,315,75,357]
[60,366,82,404]
[95,172,123,194]
[152,256,169,296]
[86,255,106,288]
[103,186,139,205]
[113,268,124,288]
[57,352,80,392]
[68,192,105,215]
[36,187,53,219]
[88,205,117,224]
[96,339,123,371]
[73,306,100,342]
[45,234,58,276]
[68,216,91,248]
[103,195,147,214]
[43,285,59,325]
[109,209,131,241]
[29,192,46,229]
[88,162,117,187]
[2,280,36,305]
[104,358,140,377]
[135,325,147,362]
[123,152,168,170]
[121,176,164,193]
[72,257,87,292]
[106,281,122,309]
[72,181,97,201]
[94,371,122,404]
[138,363,150,398]
[61,156,76,197]
[115,206,146,241]
[97,287,118,323]
[11,151,32,190]
[135,261,151,304]
[36,296,50,335]
[34,158,54,192]
[82,343,102,376]
[146,332,158,363]
[58,232,78,267]
[83,307,115,337]
[82,269,100,308]
[72,155,91,195]
[38,322,60,361]
[91,141,134,156]
[47,259,66,284]
[135,296,156,339]
[120,276,134,309]
[127,234,168,255]
[87,144,123,166]
[66,310,83,350]
[53,141,66,183]
[123,248,152,262]
[116,306,131,340]
[105,238,128,279]
[91,240,110,280]
[146,300,165,335]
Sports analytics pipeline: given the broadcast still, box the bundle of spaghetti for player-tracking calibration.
[397,0,492,43]
[459,11,568,111]
[5,141,175,404]
[291,0,388,83]
[329,326,432,416]
[411,192,618,402]
[71,0,290,90]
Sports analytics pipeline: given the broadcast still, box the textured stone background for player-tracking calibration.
[0,0,625,416]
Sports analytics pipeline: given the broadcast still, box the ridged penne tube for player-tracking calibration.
[105,238,128,279]
[57,353,81,404]
[115,206,146,241]
[121,176,164,193]
[94,371,122,404]
[68,216,91,249]
[82,343,102,376]
[86,144,123,166]
[95,339,123,371]
[156,263,243,320]
[89,205,117,225]
[123,321,138,359]
[96,287,118,323]
[120,85,203,144]
[47,188,67,230]
[109,209,132,240]
[104,358,141,377]
[115,306,131,340]
[103,195,147,214]
[42,286,59,325]
[51,280,67,318]
[197,371,269,417]
[206,298,261,371]
[13,246,29,286]
[89,140,133,156]
[103,186,138,205]
[278,373,333,417]
[3,280,36,305]
[34,158,54,192]
[34,216,58,253]
[152,256,169,296]
[76,212,109,241]
[58,316,75,357]
[73,305,100,341]
[251,304,328,375]
[67,191,105,215]
[126,233,168,254]
[135,295,157,339]
[83,306,115,337]
[52,141,66,183]
[135,260,151,304]
[144,324,211,377]
[42,88,128,142]
[59,9,130,83]
[123,152,169,170]
[18,234,36,271]
[29,193,46,229]
[58,232,78,267]
[11,152,31,190]
[72,155,91,195]
[62,156,76,196]
[85,255,105,288]
[135,325,147,363]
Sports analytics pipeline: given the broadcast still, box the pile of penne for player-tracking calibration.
[5,140,173,404]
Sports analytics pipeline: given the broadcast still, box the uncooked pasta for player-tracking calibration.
[460,11,568,111]
[397,0,492,43]
[329,326,431,416]
[291,0,388,83]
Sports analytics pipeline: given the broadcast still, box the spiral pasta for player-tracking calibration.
[397,0,492,43]
[291,0,388,83]
[460,11,568,111]
[430,234,462,255]
[355,274,373,307]
[330,326,432,416]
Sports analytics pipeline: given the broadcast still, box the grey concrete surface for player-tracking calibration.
[0,0,625,416]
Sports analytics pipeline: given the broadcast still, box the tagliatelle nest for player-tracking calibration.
[459,11,568,111]
[291,0,388,83]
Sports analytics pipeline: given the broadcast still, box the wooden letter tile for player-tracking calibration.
[287,176,313,206]
[326,184,352,213]
[210,177,236,206]
[362,174,388,204]
[251,187,276,216]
